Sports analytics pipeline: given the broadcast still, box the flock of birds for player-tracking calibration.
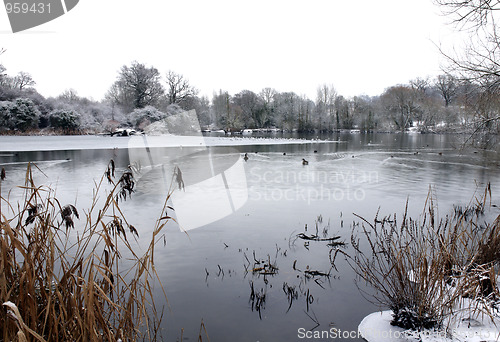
[242,151,319,165]
[243,149,444,165]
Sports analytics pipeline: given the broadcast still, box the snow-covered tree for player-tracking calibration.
[49,109,80,130]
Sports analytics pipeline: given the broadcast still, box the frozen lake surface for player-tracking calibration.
[0,134,325,151]
[1,133,499,341]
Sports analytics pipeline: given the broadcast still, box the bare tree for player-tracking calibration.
[435,74,458,106]
[233,90,264,128]
[435,0,500,146]
[259,87,277,127]
[435,0,500,90]
[107,61,164,112]
[334,95,353,129]
[212,90,237,130]
[274,92,300,131]
[435,0,499,29]
[12,71,36,90]
[315,84,337,131]
[165,71,198,106]
[259,87,276,106]
[0,64,7,87]
[58,89,80,103]
[0,48,6,85]
[381,85,421,130]
[298,94,315,132]
[410,77,431,95]
[352,95,377,131]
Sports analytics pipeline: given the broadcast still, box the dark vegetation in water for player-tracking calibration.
[207,215,344,330]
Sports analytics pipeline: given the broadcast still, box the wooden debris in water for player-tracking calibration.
[296,232,341,242]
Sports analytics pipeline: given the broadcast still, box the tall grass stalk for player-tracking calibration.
[0,162,170,341]
[0,167,5,225]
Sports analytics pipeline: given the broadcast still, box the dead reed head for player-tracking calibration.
[60,204,79,230]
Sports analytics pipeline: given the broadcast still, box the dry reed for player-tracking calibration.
[0,161,171,341]
[333,184,500,331]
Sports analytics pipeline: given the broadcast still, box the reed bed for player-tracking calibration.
[335,184,500,331]
[0,161,171,341]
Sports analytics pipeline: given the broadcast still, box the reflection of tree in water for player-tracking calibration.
[249,281,266,320]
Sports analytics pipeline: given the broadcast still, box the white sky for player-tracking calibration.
[0,0,461,101]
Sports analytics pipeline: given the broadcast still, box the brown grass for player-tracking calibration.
[0,162,171,341]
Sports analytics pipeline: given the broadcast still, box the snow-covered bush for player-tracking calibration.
[49,109,81,130]
[0,101,14,129]
[0,98,40,131]
[128,106,166,129]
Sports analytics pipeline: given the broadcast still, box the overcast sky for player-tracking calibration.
[0,0,461,101]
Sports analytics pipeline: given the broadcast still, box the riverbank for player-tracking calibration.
[359,309,500,342]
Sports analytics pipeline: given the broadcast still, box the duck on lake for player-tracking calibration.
[243,153,248,161]
[302,158,309,165]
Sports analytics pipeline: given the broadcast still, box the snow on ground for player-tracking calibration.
[358,311,407,342]
[0,134,336,152]
[359,309,500,342]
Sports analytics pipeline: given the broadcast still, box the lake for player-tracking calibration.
[0,133,499,341]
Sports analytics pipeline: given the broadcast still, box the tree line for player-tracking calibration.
[0,1,497,141]
[0,61,496,135]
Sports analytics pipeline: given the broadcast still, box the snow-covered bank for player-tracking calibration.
[359,311,406,342]
[0,134,337,152]
[359,310,500,342]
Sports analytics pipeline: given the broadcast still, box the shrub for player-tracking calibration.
[0,98,40,131]
[49,109,81,130]
[0,100,14,129]
[334,185,500,331]
[129,106,166,128]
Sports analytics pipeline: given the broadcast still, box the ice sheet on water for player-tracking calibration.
[0,135,318,152]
